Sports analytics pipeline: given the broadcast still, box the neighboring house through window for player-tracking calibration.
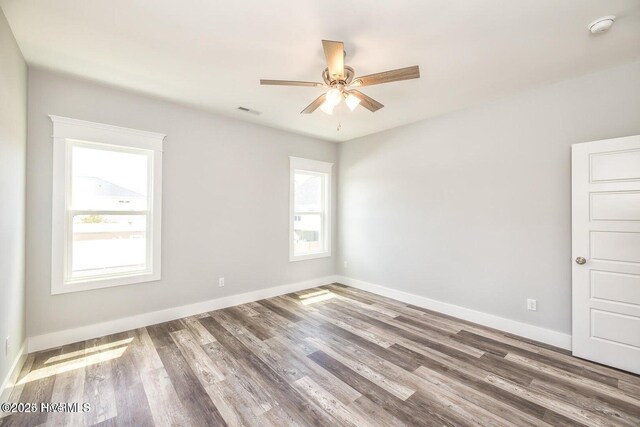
[289,156,332,261]
[50,116,165,294]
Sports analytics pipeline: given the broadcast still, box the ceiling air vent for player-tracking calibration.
[237,106,261,115]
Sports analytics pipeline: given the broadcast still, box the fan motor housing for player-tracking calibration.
[323,66,355,86]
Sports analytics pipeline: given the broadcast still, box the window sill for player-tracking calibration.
[289,252,332,262]
[51,271,160,295]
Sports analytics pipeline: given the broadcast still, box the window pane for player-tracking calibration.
[294,213,323,255]
[294,172,323,212]
[71,214,147,278]
[72,145,149,211]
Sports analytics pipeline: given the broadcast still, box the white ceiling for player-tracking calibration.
[2,1,639,142]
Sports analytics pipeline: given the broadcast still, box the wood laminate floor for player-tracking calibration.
[2,283,640,426]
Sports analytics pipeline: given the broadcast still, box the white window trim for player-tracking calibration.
[289,156,333,262]
[50,115,165,295]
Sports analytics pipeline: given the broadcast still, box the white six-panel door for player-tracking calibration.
[572,135,640,375]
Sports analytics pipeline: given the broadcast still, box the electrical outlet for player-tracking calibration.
[343,260,348,268]
[527,299,537,311]
[218,277,225,287]
[5,336,10,356]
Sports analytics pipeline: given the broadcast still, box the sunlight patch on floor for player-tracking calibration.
[298,289,330,299]
[19,346,129,385]
[45,337,134,364]
[300,290,335,305]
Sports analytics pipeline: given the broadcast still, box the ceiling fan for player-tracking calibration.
[260,40,420,115]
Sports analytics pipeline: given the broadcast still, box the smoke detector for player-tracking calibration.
[588,15,616,34]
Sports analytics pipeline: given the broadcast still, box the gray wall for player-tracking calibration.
[19,55,640,341]
[27,69,337,337]
[338,61,640,334]
[0,8,27,384]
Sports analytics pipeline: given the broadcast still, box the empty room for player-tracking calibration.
[1,0,640,426]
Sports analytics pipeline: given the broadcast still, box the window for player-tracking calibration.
[50,116,165,294]
[290,156,333,261]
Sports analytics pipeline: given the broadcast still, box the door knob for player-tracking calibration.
[576,257,587,265]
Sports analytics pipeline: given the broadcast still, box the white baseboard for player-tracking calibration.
[1,341,27,404]
[28,275,339,353]
[336,276,572,350]
[26,274,571,353]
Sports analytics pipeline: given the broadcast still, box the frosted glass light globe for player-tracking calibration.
[345,93,361,111]
[325,88,342,106]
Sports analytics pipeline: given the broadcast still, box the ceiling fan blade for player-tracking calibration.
[322,40,345,81]
[348,90,384,112]
[301,93,328,114]
[260,79,324,87]
[351,65,420,87]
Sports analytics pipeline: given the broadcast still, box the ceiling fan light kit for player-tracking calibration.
[260,40,420,116]
[319,99,336,115]
[345,92,361,111]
